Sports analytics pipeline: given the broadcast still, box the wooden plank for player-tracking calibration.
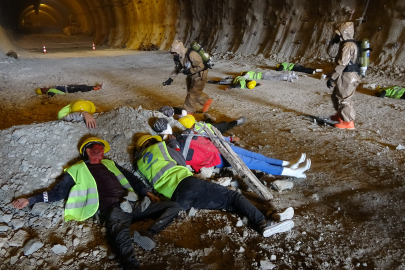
[203,124,273,200]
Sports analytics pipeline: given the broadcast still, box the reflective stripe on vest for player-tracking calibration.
[383,86,405,99]
[194,122,213,134]
[233,76,247,89]
[64,159,133,222]
[281,62,295,71]
[246,71,262,80]
[137,142,192,199]
[57,104,71,120]
[47,88,65,95]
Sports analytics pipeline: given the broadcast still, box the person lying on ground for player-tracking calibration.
[157,107,246,140]
[35,83,103,97]
[208,71,298,90]
[276,62,323,75]
[58,99,97,129]
[11,137,180,270]
[159,105,217,122]
[164,116,311,178]
[375,85,405,99]
[134,134,295,238]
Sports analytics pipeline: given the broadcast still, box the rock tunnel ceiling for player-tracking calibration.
[1,0,405,66]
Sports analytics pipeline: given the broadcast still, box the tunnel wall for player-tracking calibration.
[1,0,405,67]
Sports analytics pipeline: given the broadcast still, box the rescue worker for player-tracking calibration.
[11,137,180,270]
[326,22,361,129]
[35,83,102,97]
[162,40,213,114]
[134,134,295,238]
[58,99,97,129]
[176,116,311,178]
[276,62,323,74]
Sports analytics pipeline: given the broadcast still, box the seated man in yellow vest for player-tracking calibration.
[11,137,180,270]
[58,99,97,129]
[134,134,295,238]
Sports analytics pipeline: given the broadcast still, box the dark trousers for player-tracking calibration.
[292,64,315,74]
[55,85,95,94]
[100,201,180,270]
[171,176,265,226]
[212,121,237,133]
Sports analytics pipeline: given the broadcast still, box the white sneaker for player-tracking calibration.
[272,207,294,221]
[133,231,156,251]
[316,69,323,73]
[261,220,294,237]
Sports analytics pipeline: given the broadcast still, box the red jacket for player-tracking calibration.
[186,136,221,172]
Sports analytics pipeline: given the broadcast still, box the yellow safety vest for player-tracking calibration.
[137,142,192,199]
[64,159,133,222]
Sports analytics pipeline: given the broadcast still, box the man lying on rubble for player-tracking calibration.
[11,137,180,270]
[276,62,323,75]
[375,85,405,99]
[208,70,298,90]
[58,99,97,129]
[162,116,311,178]
[35,82,103,97]
[157,106,246,138]
[134,134,295,238]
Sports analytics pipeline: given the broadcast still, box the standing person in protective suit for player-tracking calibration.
[326,22,361,129]
[162,40,213,115]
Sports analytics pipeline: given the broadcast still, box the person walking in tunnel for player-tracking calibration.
[35,83,103,97]
[58,99,97,129]
[162,40,213,114]
[11,137,180,270]
[276,62,323,74]
[134,134,295,238]
[326,22,361,129]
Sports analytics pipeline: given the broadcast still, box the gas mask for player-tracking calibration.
[172,53,180,62]
[329,33,341,45]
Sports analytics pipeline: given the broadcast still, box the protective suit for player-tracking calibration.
[168,40,210,113]
[330,22,361,123]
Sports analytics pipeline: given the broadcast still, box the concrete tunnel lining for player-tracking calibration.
[0,0,404,67]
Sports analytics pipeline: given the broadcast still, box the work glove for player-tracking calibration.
[162,78,173,86]
[326,78,334,89]
[182,69,192,75]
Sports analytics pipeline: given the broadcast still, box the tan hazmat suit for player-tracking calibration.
[169,40,209,113]
[331,22,361,122]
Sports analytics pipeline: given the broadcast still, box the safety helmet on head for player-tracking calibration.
[35,88,43,95]
[79,137,110,154]
[136,135,162,150]
[178,114,196,129]
[276,64,280,68]
[70,99,96,114]
[247,80,257,89]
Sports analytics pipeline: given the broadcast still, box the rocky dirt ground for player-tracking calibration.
[0,38,405,270]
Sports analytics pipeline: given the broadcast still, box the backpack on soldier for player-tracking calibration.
[186,41,214,70]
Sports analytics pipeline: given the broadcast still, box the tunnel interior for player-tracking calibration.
[0,0,405,67]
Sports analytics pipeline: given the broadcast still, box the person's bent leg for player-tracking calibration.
[171,177,265,226]
[101,206,139,270]
[66,85,94,93]
[131,201,180,235]
[231,145,283,166]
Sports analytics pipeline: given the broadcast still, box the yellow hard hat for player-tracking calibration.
[35,88,43,95]
[247,80,257,89]
[79,137,110,154]
[70,99,96,114]
[178,114,196,129]
[276,64,280,68]
[136,135,162,150]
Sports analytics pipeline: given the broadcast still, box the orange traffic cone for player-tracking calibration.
[43,45,47,53]
[92,43,95,50]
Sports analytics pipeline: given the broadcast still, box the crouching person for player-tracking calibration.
[134,134,295,238]
[11,137,180,270]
